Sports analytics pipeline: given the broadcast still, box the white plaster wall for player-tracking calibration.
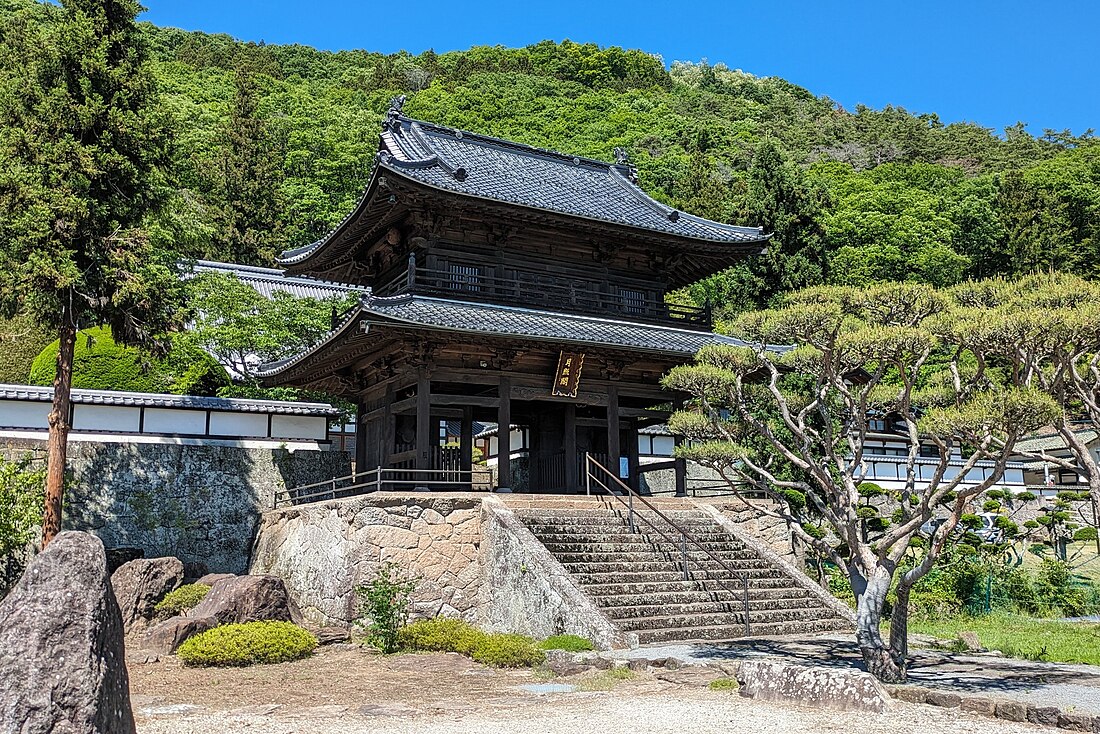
[0,401,50,429]
[209,411,268,438]
[143,407,206,435]
[73,404,140,433]
[270,414,327,440]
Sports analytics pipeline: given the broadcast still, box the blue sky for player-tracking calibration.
[141,0,1098,136]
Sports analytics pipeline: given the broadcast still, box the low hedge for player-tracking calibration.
[176,621,317,667]
[538,634,595,652]
[397,618,545,667]
[153,583,210,617]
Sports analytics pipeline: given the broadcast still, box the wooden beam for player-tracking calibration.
[626,421,640,491]
[430,394,500,408]
[460,406,473,476]
[563,403,578,493]
[415,368,432,471]
[354,399,368,473]
[381,383,394,467]
[607,384,620,481]
[497,376,512,489]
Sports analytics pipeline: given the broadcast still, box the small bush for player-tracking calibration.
[177,621,317,667]
[709,677,739,690]
[398,618,544,667]
[539,634,595,652]
[356,562,418,654]
[154,583,210,617]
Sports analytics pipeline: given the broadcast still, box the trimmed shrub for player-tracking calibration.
[398,618,545,668]
[29,326,228,395]
[154,583,210,617]
[176,621,317,667]
[356,562,418,653]
[538,634,595,652]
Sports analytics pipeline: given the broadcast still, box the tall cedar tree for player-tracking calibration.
[207,67,285,266]
[0,0,176,544]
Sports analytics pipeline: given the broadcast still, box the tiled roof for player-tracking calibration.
[191,260,360,300]
[0,384,340,417]
[256,294,759,379]
[1015,429,1098,454]
[280,115,767,266]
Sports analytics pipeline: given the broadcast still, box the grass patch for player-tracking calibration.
[154,583,210,618]
[909,612,1100,665]
[709,677,739,690]
[398,618,546,668]
[538,634,595,652]
[575,666,636,692]
[177,621,317,667]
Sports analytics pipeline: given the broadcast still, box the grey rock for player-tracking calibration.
[737,660,889,713]
[189,574,303,625]
[889,686,928,704]
[105,547,144,573]
[315,626,351,645]
[925,690,961,708]
[196,572,235,586]
[1057,712,1092,731]
[957,630,983,652]
[143,615,218,654]
[111,556,184,633]
[959,696,996,715]
[1027,705,1061,726]
[995,701,1028,722]
[0,531,136,734]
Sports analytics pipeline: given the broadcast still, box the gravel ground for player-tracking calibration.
[136,689,1044,734]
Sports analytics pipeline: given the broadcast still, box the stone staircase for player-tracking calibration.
[512,502,851,644]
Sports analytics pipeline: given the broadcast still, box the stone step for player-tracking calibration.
[529,531,745,546]
[550,552,770,569]
[599,597,826,620]
[616,606,838,632]
[538,542,752,556]
[634,618,852,644]
[560,559,778,575]
[572,568,788,585]
[581,578,808,595]
[590,587,813,607]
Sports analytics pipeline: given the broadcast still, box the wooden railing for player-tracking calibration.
[275,466,494,508]
[375,264,711,328]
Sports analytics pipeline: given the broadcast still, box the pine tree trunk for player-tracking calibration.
[889,582,911,667]
[42,303,76,547]
[855,566,907,683]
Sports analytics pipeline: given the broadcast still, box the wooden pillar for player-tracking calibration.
[626,422,640,491]
[606,385,620,481]
[354,400,368,476]
[673,398,687,497]
[497,377,512,490]
[416,368,432,470]
[563,403,578,492]
[460,406,473,477]
[380,383,395,467]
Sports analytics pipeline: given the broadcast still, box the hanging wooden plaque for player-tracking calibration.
[551,352,585,398]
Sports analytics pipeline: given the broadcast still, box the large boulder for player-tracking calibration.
[110,556,184,633]
[189,574,303,626]
[738,659,890,713]
[0,531,136,733]
[143,615,218,654]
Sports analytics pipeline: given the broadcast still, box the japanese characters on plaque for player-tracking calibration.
[551,352,585,398]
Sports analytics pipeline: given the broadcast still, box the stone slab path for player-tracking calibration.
[606,633,1100,715]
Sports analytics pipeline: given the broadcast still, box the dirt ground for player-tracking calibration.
[129,645,1049,734]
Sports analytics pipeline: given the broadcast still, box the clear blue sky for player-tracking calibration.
[141,0,1098,136]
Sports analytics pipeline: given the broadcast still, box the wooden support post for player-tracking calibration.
[460,406,473,476]
[626,422,640,491]
[673,397,687,497]
[416,368,432,470]
[606,384,620,480]
[563,403,578,493]
[381,383,395,467]
[354,400,368,477]
[497,377,512,490]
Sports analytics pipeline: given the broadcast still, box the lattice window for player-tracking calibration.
[449,262,482,292]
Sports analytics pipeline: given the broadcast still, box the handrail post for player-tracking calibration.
[330,477,336,500]
[627,490,635,534]
[376,465,383,493]
[681,530,688,581]
[585,453,591,496]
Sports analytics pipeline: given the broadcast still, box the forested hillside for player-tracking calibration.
[3,0,1099,329]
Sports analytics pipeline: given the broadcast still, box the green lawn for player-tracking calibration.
[909,613,1100,665]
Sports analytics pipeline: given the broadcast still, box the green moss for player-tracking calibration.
[709,677,739,690]
[538,634,595,652]
[153,583,210,617]
[176,621,317,667]
[28,326,228,395]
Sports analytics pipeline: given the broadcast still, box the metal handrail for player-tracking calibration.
[584,453,752,636]
[275,466,494,508]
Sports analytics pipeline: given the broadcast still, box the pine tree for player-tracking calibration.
[0,0,178,545]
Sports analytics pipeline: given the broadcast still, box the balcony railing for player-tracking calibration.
[375,264,711,329]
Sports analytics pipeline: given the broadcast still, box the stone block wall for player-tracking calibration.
[0,437,349,575]
[249,493,483,628]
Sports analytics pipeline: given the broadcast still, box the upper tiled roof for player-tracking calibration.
[0,383,340,417]
[256,294,757,379]
[1015,429,1098,454]
[192,260,361,300]
[280,114,767,266]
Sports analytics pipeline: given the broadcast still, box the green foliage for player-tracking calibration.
[708,677,739,690]
[176,621,317,667]
[29,326,229,395]
[910,613,1100,666]
[0,454,45,557]
[397,618,546,667]
[355,562,418,654]
[538,634,595,652]
[0,312,53,383]
[153,583,210,617]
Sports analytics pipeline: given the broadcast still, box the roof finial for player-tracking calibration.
[613,146,639,183]
[385,95,407,130]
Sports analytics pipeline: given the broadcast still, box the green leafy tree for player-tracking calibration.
[0,0,178,544]
[663,283,1058,682]
[0,454,46,558]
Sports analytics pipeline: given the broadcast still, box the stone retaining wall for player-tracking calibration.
[0,438,349,576]
[249,493,483,627]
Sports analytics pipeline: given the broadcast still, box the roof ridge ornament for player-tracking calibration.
[613,146,639,183]
[385,95,407,130]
